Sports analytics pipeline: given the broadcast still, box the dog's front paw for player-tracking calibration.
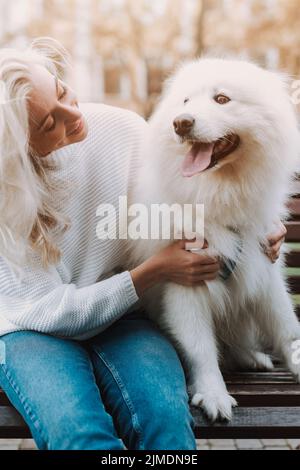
[191,390,237,422]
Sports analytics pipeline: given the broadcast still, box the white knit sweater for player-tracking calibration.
[0,103,148,340]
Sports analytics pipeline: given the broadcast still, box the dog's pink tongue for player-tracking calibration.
[181,142,214,177]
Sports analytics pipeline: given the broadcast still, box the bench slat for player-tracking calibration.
[286,251,300,267]
[229,385,300,407]
[2,404,300,440]
[288,275,300,293]
[225,375,295,385]
[0,406,30,438]
[192,406,300,439]
[286,221,300,242]
[287,198,300,217]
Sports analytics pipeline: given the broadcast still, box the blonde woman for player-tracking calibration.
[0,38,285,450]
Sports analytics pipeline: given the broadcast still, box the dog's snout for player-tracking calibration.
[173,114,195,137]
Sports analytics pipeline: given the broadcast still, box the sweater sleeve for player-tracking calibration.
[0,257,139,340]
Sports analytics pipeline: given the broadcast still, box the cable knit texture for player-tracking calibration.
[0,103,148,340]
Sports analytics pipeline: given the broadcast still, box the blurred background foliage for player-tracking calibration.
[0,0,299,117]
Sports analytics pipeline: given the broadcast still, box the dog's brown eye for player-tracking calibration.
[184,98,189,104]
[214,94,231,105]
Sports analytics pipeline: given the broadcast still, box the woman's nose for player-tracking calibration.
[61,102,82,122]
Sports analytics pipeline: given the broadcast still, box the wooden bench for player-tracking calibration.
[1,191,300,441]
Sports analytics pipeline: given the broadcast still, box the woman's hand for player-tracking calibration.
[155,239,220,286]
[130,239,220,297]
[264,221,287,263]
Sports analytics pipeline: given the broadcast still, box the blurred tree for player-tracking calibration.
[194,0,208,57]
[245,0,300,74]
[202,0,300,76]
[0,0,299,114]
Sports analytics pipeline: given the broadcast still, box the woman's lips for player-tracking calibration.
[68,118,84,136]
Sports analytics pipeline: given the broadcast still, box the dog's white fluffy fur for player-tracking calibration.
[129,58,300,421]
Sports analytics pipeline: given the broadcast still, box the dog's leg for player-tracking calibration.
[254,272,300,381]
[159,284,237,422]
[220,314,274,372]
[222,345,274,372]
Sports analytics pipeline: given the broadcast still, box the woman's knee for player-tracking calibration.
[44,406,125,450]
[136,384,196,450]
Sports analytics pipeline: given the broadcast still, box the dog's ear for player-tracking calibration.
[266,69,300,174]
[159,61,185,98]
[157,59,196,103]
[263,68,300,115]
[266,69,294,98]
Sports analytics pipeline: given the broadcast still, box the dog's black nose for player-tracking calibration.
[173,114,195,137]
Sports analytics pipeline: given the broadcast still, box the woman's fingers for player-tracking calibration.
[267,240,282,263]
[192,272,219,283]
[193,262,220,274]
[188,250,219,265]
[172,267,220,284]
[183,237,209,250]
[264,221,286,263]
[267,222,287,246]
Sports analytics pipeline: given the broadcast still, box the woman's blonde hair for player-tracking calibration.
[0,37,72,274]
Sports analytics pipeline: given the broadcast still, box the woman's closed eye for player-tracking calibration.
[45,119,57,133]
[59,84,68,101]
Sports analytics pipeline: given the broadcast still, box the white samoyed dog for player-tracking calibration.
[128,57,300,421]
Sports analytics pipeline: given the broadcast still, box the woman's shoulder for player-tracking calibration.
[79,102,148,136]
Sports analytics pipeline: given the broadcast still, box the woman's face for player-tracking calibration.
[28,64,88,157]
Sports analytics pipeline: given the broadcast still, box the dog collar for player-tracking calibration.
[219,229,243,281]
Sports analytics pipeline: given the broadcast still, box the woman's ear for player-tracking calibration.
[29,36,72,80]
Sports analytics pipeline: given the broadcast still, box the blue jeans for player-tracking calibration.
[0,309,196,450]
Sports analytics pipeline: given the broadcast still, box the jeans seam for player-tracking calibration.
[92,348,145,450]
[0,364,48,448]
